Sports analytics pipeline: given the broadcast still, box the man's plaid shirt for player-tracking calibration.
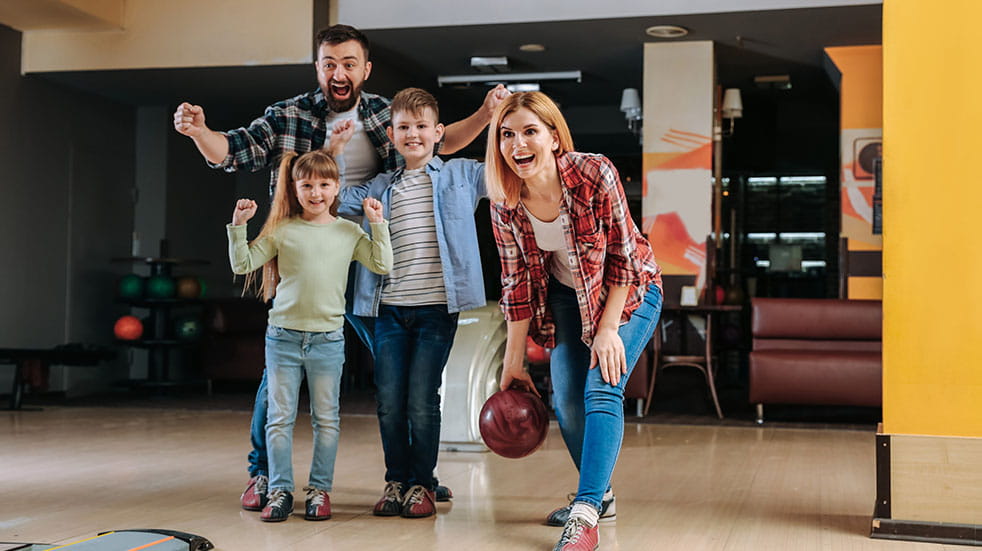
[210,89,402,196]
[491,152,662,348]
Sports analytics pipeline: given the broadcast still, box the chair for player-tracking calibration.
[643,313,724,419]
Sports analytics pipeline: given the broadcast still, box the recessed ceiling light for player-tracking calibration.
[645,25,689,39]
[519,43,546,52]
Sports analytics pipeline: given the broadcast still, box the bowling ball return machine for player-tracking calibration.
[1,529,213,551]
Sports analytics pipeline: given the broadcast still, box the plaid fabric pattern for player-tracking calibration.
[491,152,662,348]
[213,89,402,196]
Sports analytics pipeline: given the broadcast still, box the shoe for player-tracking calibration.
[553,516,599,551]
[304,487,331,521]
[435,484,453,502]
[545,492,616,527]
[401,484,436,518]
[373,481,405,517]
[241,475,268,511]
[260,489,293,522]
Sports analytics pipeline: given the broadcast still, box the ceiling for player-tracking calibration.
[32,4,881,153]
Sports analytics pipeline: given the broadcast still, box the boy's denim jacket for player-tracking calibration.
[338,156,487,316]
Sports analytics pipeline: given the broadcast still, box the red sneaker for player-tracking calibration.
[401,485,436,518]
[241,475,268,511]
[373,481,405,517]
[304,487,331,521]
[260,490,293,522]
[553,517,599,551]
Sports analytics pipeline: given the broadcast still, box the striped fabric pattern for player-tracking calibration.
[380,169,447,306]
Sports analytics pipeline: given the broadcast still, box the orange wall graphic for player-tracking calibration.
[826,45,883,299]
[642,42,714,277]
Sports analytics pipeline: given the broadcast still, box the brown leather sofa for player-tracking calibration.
[749,298,882,423]
[201,298,269,391]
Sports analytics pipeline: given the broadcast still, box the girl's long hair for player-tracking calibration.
[485,91,575,208]
[243,150,341,301]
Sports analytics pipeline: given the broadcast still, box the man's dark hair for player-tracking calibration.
[315,24,370,59]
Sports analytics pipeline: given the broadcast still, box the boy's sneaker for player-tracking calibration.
[553,516,599,551]
[545,492,616,526]
[260,489,293,522]
[241,475,268,511]
[435,484,453,502]
[373,481,405,517]
[304,487,331,521]
[401,485,436,518]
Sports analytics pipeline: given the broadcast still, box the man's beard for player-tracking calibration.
[323,79,362,113]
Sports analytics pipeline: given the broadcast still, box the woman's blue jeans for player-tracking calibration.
[372,304,458,489]
[548,280,662,510]
[264,325,346,493]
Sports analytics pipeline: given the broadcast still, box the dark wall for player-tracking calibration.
[0,24,135,350]
[0,24,135,392]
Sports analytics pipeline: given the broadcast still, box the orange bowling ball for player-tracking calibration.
[526,336,551,365]
[113,315,144,340]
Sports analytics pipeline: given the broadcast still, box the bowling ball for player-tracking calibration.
[117,274,145,299]
[526,336,551,365]
[197,277,208,298]
[479,389,549,459]
[175,276,201,299]
[173,315,203,340]
[114,315,143,340]
[146,275,176,298]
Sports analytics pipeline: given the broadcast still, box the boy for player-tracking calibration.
[335,88,487,518]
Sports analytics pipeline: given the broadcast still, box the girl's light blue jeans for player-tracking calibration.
[264,325,345,493]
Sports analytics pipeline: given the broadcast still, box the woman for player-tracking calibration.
[486,92,663,551]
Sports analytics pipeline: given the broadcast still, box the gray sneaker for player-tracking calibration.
[545,491,616,526]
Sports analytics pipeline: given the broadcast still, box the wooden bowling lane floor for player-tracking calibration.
[0,407,958,551]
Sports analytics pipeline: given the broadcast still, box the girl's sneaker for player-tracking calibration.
[260,489,294,522]
[304,487,331,521]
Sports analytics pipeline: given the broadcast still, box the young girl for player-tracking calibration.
[227,149,392,523]
[486,92,663,551]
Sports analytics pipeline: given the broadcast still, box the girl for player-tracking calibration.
[228,149,392,522]
[486,92,663,551]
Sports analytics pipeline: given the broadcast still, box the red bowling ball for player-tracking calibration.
[526,336,551,365]
[113,315,144,341]
[479,388,549,459]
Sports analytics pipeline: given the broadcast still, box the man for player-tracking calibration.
[173,24,508,512]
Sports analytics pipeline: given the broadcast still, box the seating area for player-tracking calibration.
[749,297,882,423]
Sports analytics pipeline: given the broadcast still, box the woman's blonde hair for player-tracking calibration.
[244,149,341,301]
[485,91,575,207]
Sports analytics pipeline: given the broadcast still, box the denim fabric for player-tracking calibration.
[547,280,662,510]
[246,286,374,477]
[372,304,459,489]
[264,325,346,492]
[337,157,487,316]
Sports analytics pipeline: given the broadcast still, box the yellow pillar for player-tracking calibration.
[874,0,982,541]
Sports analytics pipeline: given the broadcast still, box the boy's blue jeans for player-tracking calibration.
[372,304,458,489]
[247,313,373,478]
[264,325,345,492]
[548,280,662,510]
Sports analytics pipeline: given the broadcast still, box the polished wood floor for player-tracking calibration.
[1,406,956,550]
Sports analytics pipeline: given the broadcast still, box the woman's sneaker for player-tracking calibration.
[553,516,599,551]
[241,475,268,511]
[260,489,293,522]
[401,485,436,518]
[545,491,616,526]
[373,481,405,516]
[304,487,331,521]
